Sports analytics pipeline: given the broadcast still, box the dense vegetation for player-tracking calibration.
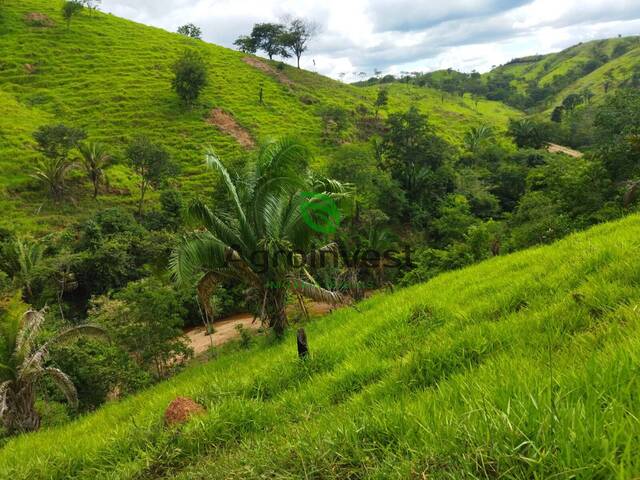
[2,0,640,476]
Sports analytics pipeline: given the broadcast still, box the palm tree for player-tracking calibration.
[31,156,76,201]
[12,238,43,301]
[171,138,348,336]
[464,124,495,153]
[78,142,111,199]
[0,307,107,433]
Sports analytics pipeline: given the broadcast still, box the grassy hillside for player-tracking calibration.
[488,36,640,110]
[0,0,519,232]
[2,214,640,478]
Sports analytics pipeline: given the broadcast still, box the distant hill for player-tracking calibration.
[358,36,640,114]
[0,0,519,232]
[488,36,640,111]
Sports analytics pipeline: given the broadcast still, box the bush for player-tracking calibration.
[172,49,207,105]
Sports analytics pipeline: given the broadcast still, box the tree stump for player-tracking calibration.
[297,328,309,358]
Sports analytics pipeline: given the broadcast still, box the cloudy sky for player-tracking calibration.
[100,0,640,80]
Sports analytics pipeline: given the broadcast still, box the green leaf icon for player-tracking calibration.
[300,192,341,234]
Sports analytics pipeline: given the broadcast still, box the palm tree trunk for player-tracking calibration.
[4,384,40,433]
[265,287,288,336]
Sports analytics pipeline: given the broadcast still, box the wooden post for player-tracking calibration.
[297,328,309,358]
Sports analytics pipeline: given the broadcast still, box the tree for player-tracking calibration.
[233,35,257,54]
[31,124,85,201]
[0,305,106,434]
[172,49,207,106]
[551,106,564,123]
[374,88,389,116]
[126,137,172,215]
[463,124,495,153]
[177,23,202,39]
[81,0,101,14]
[380,107,452,210]
[78,142,110,199]
[507,118,550,149]
[89,278,192,378]
[171,137,346,336]
[31,156,78,202]
[33,124,85,162]
[562,93,583,113]
[61,0,83,30]
[281,18,317,68]
[247,23,289,60]
[8,238,43,302]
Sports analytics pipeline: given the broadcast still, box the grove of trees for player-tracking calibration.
[234,17,317,68]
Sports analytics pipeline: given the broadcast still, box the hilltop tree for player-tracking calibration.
[242,23,289,60]
[61,0,83,30]
[0,306,106,433]
[32,124,86,201]
[172,49,207,106]
[171,138,346,336]
[177,23,202,39]
[81,0,101,14]
[78,142,111,199]
[126,137,172,215]
[233,35,257,54]
[281,18,317,69]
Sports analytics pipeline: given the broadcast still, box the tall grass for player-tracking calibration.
[1,215,640,478]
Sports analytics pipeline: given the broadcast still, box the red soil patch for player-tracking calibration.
[24,13,55,27]
[206,108,255,148]
[164,397,205,426]
[242,57,294,87]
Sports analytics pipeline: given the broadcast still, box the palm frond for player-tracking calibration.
[15,309,46,358]
[187,201,245,250]
[256,137,310,183]
[289,278,345,306]
[44,368,79,409]
[170,232,231,286]
[205,149,247,224]
[54,325,109,345]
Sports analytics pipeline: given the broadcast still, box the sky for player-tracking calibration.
[100,0,640,80]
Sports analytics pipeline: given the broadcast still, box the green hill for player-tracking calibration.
[2,214,640,478]
[486,36,640,111]
[0,0,519,232]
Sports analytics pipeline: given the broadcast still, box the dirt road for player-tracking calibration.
[546,143,583,158]
[185,302,334,355]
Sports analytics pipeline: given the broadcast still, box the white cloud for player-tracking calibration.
[99,0,640,79]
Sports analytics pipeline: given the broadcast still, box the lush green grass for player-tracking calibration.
[0,0,519,232]
[1,214,640,478]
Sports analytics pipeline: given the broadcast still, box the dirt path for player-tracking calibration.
[242,57,294,87]
[206,108,255,148]
[185,302,334,355]
[546,143,583,158]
